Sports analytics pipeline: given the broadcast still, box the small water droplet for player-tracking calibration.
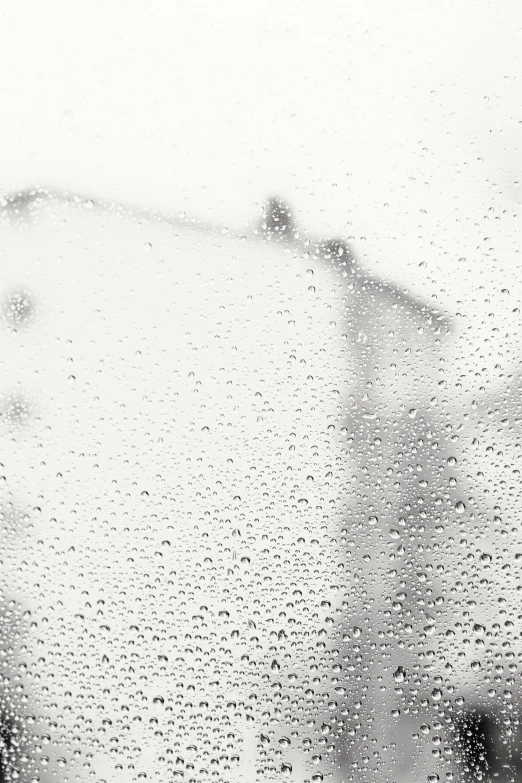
[393,666,407,683]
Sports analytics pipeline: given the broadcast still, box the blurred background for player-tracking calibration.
[1,0,522,781]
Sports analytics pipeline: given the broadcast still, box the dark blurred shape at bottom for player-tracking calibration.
[0,717,13,783]
[455,710,496,780]
[454,708,522,782]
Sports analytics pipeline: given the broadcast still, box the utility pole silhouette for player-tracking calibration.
[262,196,455,781]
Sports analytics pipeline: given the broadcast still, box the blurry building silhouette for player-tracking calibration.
[0,188,518,783]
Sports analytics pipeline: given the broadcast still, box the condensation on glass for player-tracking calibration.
[0,187,521,783]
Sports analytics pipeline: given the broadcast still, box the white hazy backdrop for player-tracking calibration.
[1,0,521,477]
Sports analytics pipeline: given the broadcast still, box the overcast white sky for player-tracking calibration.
[0,0,521,353]
[0,0,519,222]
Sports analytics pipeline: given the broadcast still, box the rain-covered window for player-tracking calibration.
[1,3,521,783]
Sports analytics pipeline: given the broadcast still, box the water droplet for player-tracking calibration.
[393,666,407,683]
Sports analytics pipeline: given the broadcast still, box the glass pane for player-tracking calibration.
[1,3,521,783]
